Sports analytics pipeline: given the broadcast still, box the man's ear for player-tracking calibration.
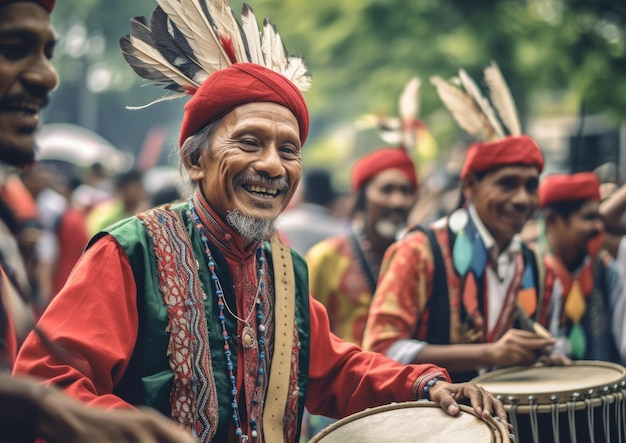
[183,154,205,181]
[462,173,477,202]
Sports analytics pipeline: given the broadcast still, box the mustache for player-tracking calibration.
[381,207,409,219]
[0,93,50,110]
[234,173,289,192]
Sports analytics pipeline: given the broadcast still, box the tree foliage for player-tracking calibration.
[45,0,626,168]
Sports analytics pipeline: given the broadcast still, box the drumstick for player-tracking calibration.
[515,304,554,356]
[531,321,552,339]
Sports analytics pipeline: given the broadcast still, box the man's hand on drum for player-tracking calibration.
[427,380,508,424]
[538,351,572,366]
[487,329,557,367]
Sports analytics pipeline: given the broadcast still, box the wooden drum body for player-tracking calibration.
[473,361,626,443]
[309,401,511,442]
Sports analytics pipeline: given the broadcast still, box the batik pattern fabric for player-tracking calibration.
[539,247,626,364]
[363,215,535,374]
[306,231,376,346]
[13,201,449,443]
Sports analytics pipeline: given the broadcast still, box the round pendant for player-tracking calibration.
[448,208,468,233]
[241,325,257,349]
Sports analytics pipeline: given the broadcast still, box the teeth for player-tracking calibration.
[9,102,40,115]
[246,185,278,196]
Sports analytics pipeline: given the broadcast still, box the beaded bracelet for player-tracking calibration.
[422,377,441,401]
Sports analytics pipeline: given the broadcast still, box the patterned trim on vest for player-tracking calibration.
[138,207,218,441]
[431,223,522,344]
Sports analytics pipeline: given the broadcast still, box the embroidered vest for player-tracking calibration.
[90,203,311,442]
[411,221,539,381]
[542,251,621,364]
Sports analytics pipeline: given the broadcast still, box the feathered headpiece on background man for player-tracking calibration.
[120,0,311,108]
[359,77,426,153]
[351,78,424,193]
[431,62,543,180]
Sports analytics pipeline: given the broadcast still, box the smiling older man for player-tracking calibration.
[13,5,507,442]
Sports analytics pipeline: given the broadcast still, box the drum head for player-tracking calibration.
[309,401,509,442]
[472,361,626,405]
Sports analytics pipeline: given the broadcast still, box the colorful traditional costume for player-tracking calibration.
[534,172,626,364]
[13,3,448,442]
[362,65,547,381]
[307,148,418,346]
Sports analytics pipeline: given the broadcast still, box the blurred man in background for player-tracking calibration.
[535,172,626,364]
[307,147,418,346]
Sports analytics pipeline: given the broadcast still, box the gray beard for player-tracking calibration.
[375,219,406,240]
[226,210,276,242]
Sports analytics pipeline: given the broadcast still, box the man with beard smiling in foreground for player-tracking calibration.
[13,45,507,443]
[534,172,626,365]
[0,1,195,441]
[306,147,418,346]
[363,135,561,382]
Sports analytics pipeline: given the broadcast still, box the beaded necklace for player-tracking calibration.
[189,200,267,443]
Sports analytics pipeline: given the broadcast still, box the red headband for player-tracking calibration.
[539,172,600,208]
[179,63,309,147]
[0,0,55,11]
[460,135,544,180]
[351,147,418,192]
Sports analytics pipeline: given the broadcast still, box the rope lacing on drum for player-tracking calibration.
[550,394,560,443]
[568,392,579,443]
[584,389,595,443]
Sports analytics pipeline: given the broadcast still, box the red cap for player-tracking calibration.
[539,172,600,208]
[179,63,309,147]
[0,0,55,11]
[351,147,418,192]
[460,135,544,180]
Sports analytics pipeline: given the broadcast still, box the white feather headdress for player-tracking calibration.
[120,0,312,108]
[430,62,522,142]
[359,77,424,151]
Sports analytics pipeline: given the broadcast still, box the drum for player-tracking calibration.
[309,401,511,442]
[472,361,626,443]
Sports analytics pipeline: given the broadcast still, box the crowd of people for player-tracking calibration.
[1,0,625,442]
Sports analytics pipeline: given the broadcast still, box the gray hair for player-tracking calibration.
[177,117,224,198]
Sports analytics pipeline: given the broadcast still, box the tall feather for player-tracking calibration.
[150,7,207,85]
[240,4,263,64]
[202,0,249,63]
[284,56,312,91]
[122,17,195,90]
[458,69,504,139]
[399,77,421,151]
[430,75,499,141]
[153,0,221,72]
[177,0,232,70]
[121,0,311,108]
[484,62,522,136]
[262,19,288,73]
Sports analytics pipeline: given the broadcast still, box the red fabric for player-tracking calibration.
[460,135,544,180]
[0,176,38,223]
[179,63,309,147]
[13,238,138,409]
[52,209,89,297]
[539,172,600,208]
[0,0,55,11]
[351,147,418,192]
[13,234,448,419]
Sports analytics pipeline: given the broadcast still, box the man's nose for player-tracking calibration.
[254,147,285,178]
[22,55,59,93]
